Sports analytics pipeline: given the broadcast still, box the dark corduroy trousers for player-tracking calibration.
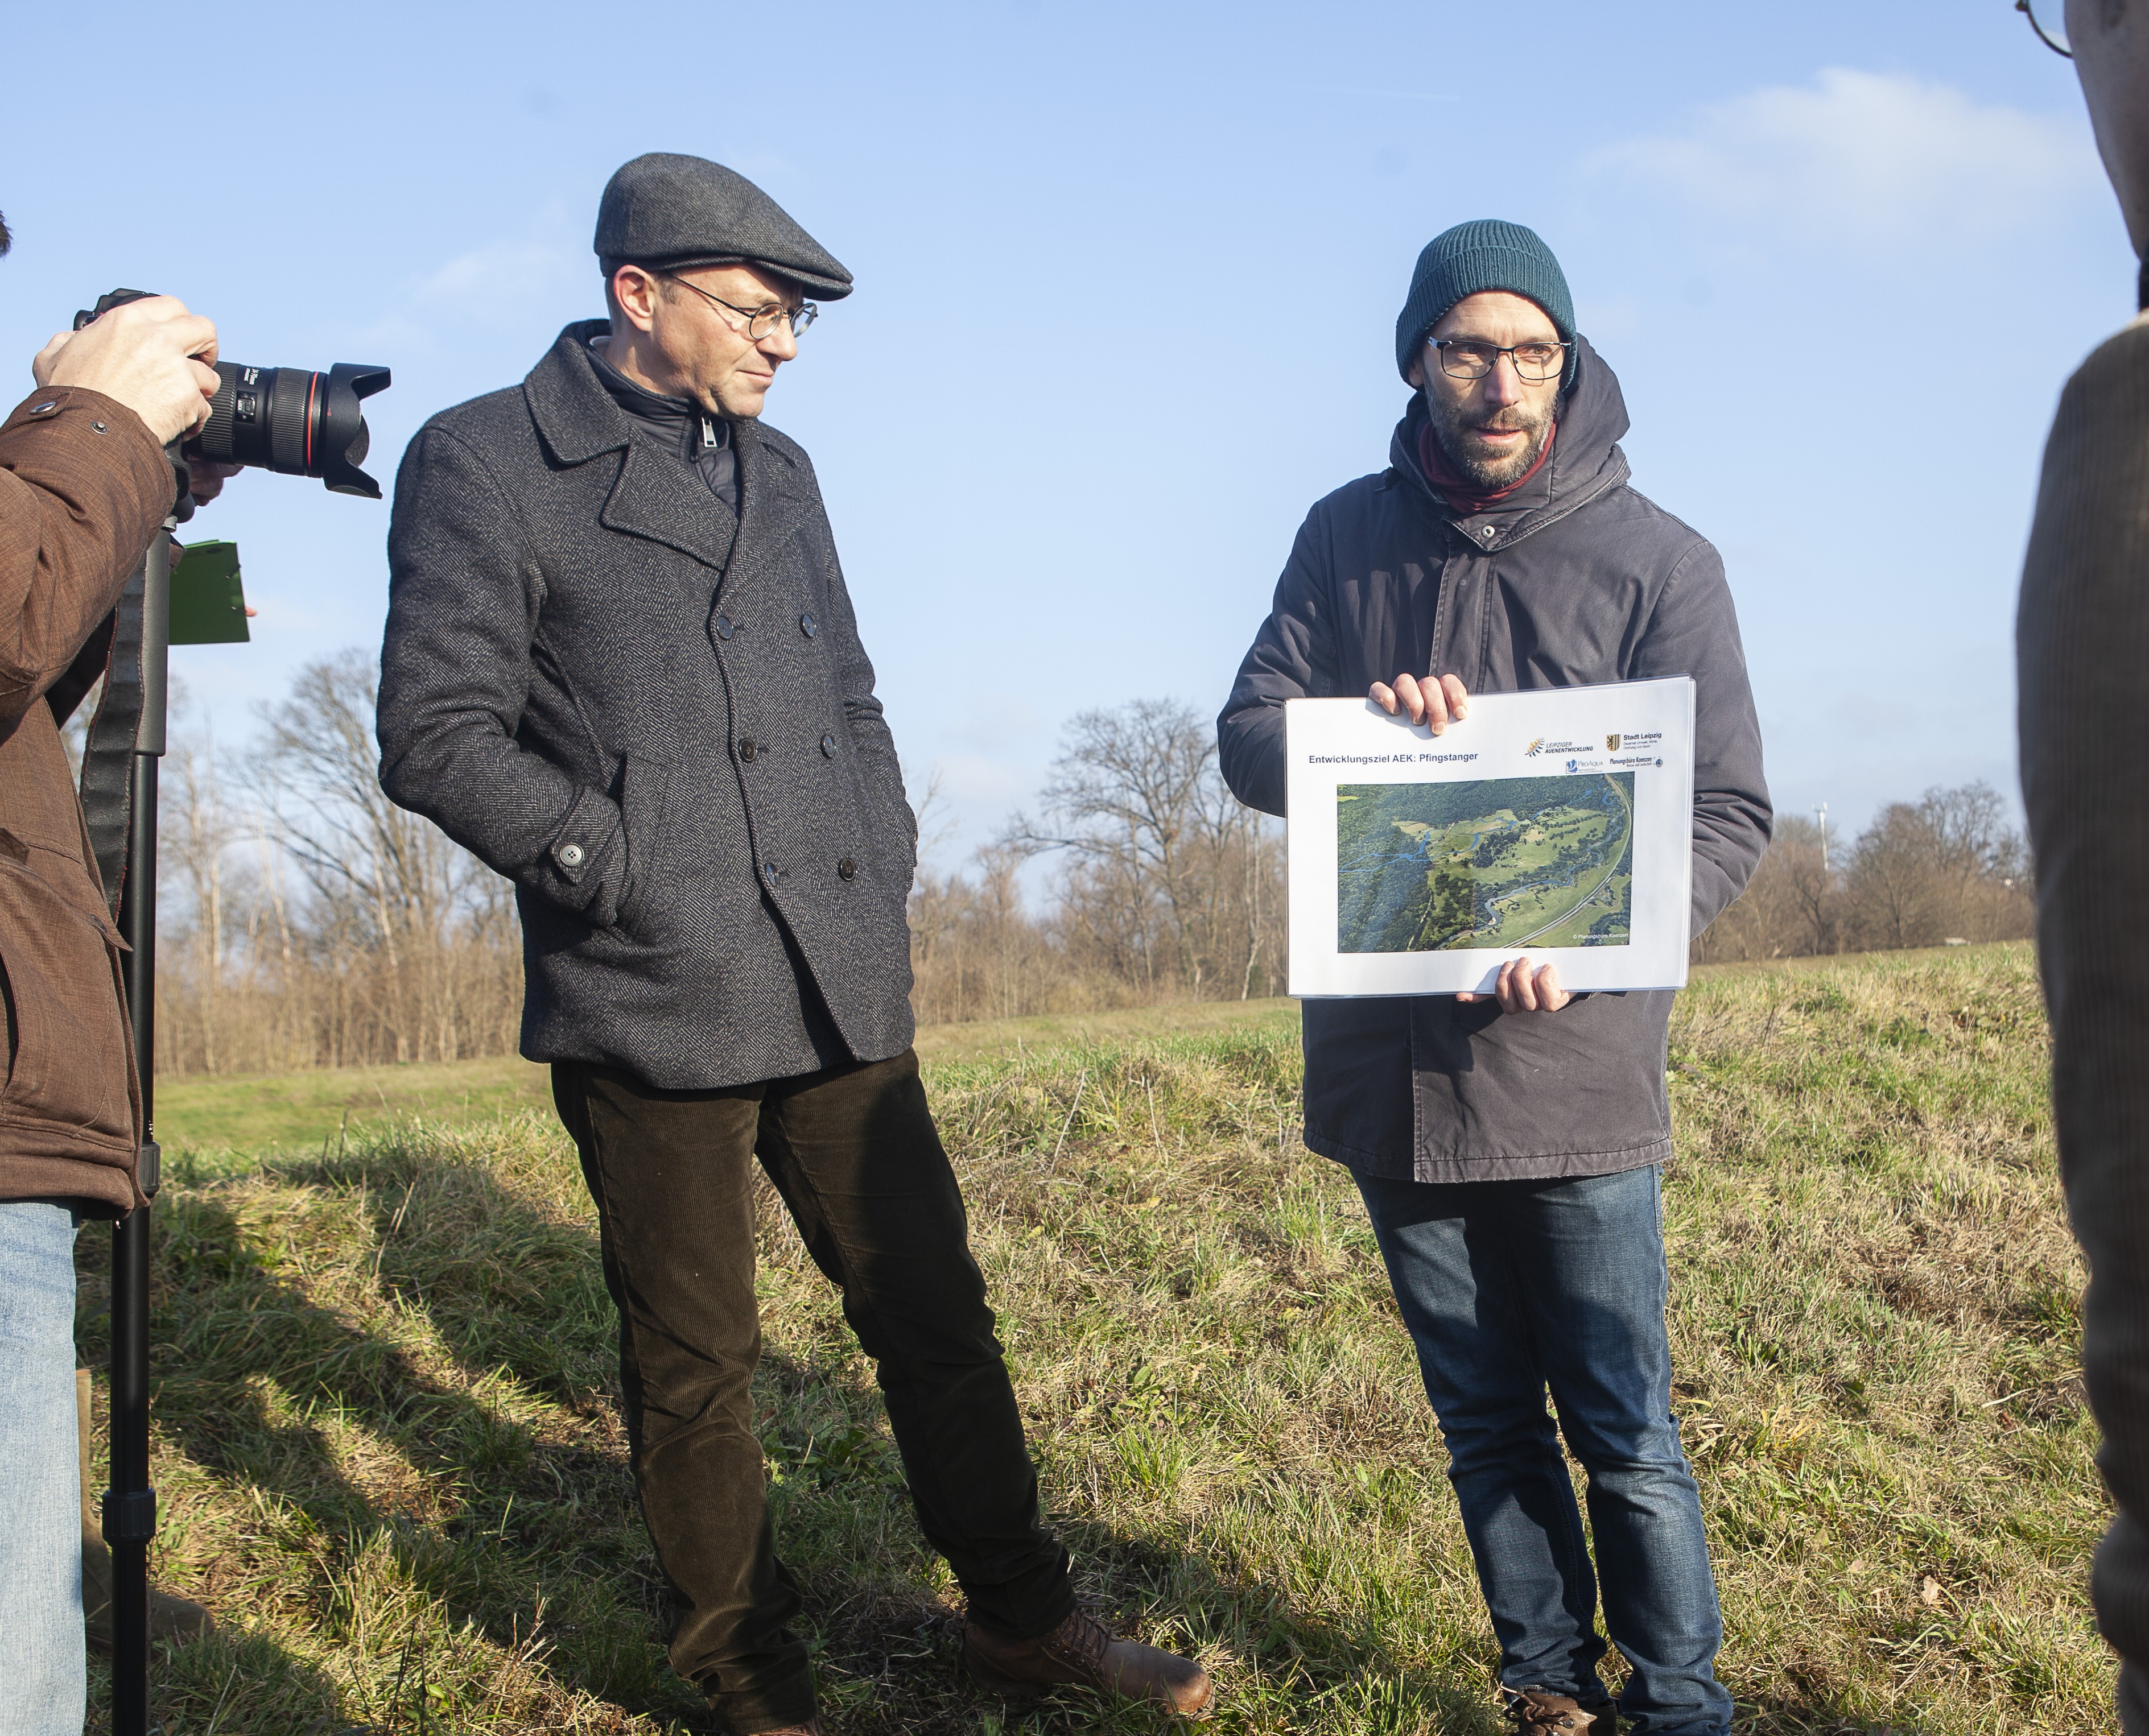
[551,1050,1074,1734]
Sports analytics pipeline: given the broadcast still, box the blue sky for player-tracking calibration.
[3,1,2129,870]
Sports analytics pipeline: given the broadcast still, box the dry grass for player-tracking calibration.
[76,944,2101,1733]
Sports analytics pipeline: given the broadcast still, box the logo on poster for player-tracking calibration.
[1525,738,1546,757]
[1606,733,1622,751]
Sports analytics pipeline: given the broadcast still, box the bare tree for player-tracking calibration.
[1700,782,2033,963]
[1005,698,1284,1002]
[244,650,518,1065]
[1843,782,2031,951]
[1692,815,1839,963]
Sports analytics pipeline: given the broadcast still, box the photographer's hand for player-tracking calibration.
[33,295,218,444]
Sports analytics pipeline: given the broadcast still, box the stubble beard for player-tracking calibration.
[1428,388,1558,491]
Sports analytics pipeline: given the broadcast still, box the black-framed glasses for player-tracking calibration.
[1429,337,1569,383]
[659,272,819,341]
[2018,0,2070,56]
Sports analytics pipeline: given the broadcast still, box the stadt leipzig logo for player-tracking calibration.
[1606,734,1622,751]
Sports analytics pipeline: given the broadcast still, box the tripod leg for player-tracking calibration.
[107,526,168,1736]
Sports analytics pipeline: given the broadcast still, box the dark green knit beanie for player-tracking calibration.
[1395,218,1576,384]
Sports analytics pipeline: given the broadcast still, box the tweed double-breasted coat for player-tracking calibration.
[377,322,917,1089]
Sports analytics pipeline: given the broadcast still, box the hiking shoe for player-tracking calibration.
[82,1531,212,1655]
[964,1607,1215,1719]
[1504,1687,1617,1733]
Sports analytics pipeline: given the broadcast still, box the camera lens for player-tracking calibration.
[192,360,391,497]
[74,291,393,503]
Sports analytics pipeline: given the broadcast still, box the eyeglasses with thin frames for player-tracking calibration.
[658,272,819,342]
[1427,337,1569,383]
[2018,0,2070,56]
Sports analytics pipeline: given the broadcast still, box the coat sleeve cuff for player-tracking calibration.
[522,785,626,923]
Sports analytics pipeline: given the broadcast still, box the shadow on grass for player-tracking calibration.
[1731,1698,1935,1736]
[93,1154,1517,1733]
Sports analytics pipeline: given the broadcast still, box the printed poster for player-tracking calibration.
[1285,678,1696,996]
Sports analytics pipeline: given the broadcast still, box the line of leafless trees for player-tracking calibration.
[909,698,1286,1024]
[132,661,1286,1074]
[143,652,521,1077]
[118,650,2029,1076]
[1691,783,2034,963]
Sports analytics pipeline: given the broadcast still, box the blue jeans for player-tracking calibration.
[1354,1164,1730,1736]
[0,1201,85,1736]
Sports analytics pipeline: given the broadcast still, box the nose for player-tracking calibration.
[1482,354,1524,407]
[761,320,799,363]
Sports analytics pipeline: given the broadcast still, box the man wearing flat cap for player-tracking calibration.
[377,153,1212,1734]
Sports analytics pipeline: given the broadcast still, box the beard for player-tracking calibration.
[1426,390,1558,491]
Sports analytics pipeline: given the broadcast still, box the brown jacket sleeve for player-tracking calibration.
[0,383,171,1215]
[0,385,172,731]
[2018,314,2149,1733]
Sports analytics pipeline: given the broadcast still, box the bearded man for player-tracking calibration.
[377,153,1211,1735]
[1219,220,1771,1735]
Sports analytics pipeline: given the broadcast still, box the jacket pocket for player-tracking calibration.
[611,753,677,937]
[840,746,916,895]
[0,852,134,1149]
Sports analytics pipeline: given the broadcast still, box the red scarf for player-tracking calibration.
[1417,415,1557,515]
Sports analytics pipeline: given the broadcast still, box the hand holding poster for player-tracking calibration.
[1286,677,1696,996]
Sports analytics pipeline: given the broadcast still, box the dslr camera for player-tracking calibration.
[76,288,390,502]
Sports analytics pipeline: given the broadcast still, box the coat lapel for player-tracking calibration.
[526,321,745,574]
[600,440,741,573]
[722,421,815,599]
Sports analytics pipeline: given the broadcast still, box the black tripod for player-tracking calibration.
[106,520,172,1736]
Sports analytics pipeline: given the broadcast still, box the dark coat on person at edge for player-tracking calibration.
[377,321,917,1091]
[1218,336,1772,1185]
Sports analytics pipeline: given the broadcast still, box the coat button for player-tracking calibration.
[713,613,736,640]
[801,613,818,638]
[820,733,837,758]
[558,842,585,868]
[838,857,857,881]
[30,401,56,416]
[90,421,108,434]
[764,861,782,883]
[739,738,758,762]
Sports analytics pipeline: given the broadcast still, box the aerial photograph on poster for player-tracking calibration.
[1335,772,1634,953]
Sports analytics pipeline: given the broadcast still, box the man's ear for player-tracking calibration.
[611,265,662,334]
[1405,354,1425,390]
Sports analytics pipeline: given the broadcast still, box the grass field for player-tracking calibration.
[78,944,2105,1733]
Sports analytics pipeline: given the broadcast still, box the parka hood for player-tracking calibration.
[1391,332,1633,549]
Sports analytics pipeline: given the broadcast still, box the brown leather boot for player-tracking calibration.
[78,1370,212,1655]
[1504,1687,1617,1733]
[964,1607,1214,1719]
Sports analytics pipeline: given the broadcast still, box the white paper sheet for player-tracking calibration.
[1286,678,1696,996]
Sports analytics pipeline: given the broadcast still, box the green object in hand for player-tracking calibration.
[171,540,249,644]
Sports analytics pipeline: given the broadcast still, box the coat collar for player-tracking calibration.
[524,321,816,577]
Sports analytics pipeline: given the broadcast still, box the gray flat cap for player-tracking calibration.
[594,152,853,300]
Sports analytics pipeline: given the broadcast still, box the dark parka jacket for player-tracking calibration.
[378,323,916,1089]
[1219,339,1771,1184]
